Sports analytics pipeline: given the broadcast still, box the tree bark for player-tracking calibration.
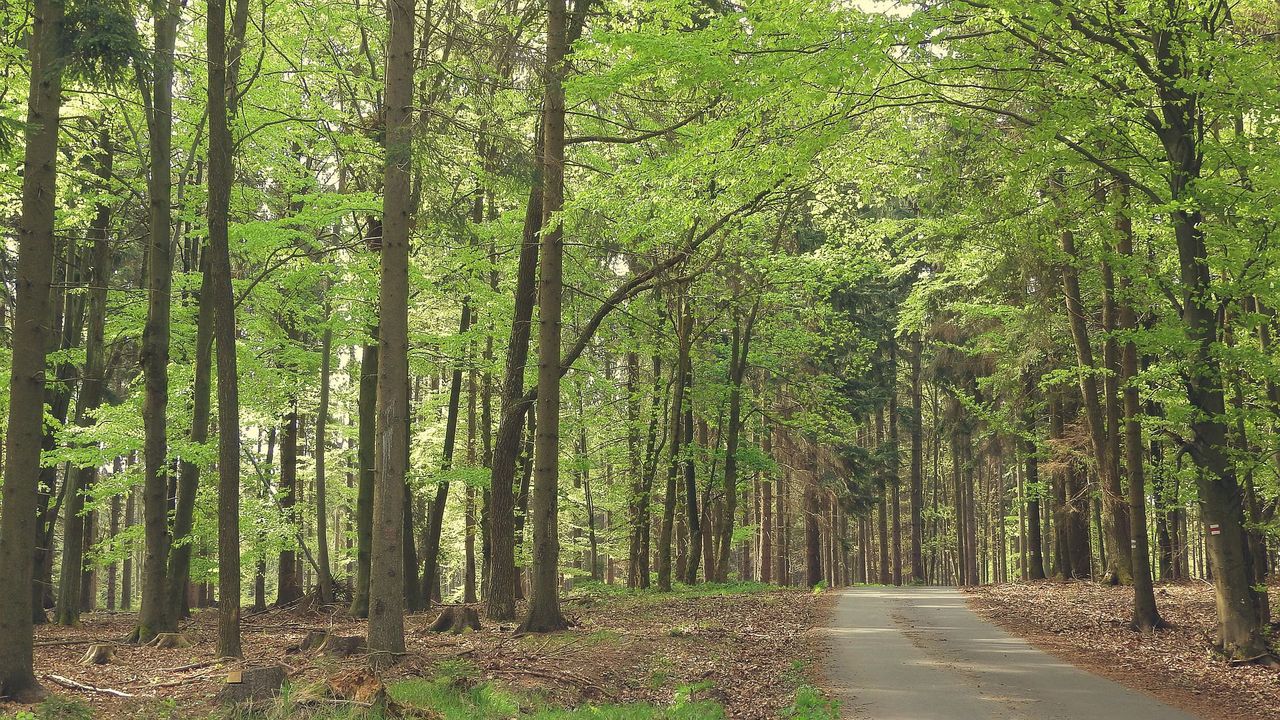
[421,302,471,609]
[0,0,64,691]
[658,296,690,591]
[135,0,184,644]
[715,303,756,580]
[1115,186,1162,632]
[1057,201,1132,585]
[55,133,114,627]
[207,0,248,656]
[314,320,336,605]
[277,409,303,604]
[368,0,414,661]
[521,0,569,631]
[350,332,378,618]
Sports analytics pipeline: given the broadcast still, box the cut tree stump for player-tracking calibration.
[148,633,193,649]
[318,634,367,657]
[214,665,287,705]
[428,607,481,634]
[298,630,329,653]
[79,643,115,666]
[326,668,387,704]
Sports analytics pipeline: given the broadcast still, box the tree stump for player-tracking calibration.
[326,668,387,704]
[318,634,367,657]
[428,606,481,634]
[214,665,287,705]
[148,633,193,649]
[79,643,115,665]
[298,630,328,653]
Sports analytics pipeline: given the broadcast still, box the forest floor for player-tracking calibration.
[968,581,1280,720]
[5,582,833,720]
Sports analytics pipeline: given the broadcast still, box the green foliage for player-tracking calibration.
[60,0,144,83]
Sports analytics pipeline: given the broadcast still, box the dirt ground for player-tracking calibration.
[4,586,830,719]
[967,581,1280,720]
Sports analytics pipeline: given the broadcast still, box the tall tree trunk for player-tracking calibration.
[166,261,212,624]
[761,428,774,585]
[55,133,114,626]
[368,0,414,662]
[208,0,246,649]
[485,178,541,621]
[804,478,822,588]
[314,319,336,605]
[715,304,756,581]
[123,486,135,610]
[521,0,569,631]
[0,0,64,689]
[888,342,901,586]
[422,302,471,608]
[135,0,183,644]
[626,351,644,587]
[465,364,479,604]
[1057,204,1132,585]
[658,296,690,591]
[1115,187,1162,632]
[277,410,303,604]
[1023,375,1046,580]
[906,330,926,584]
[350,332,379,618]
[680,307,700,586]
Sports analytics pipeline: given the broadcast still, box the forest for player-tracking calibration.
[1,0,1279,715]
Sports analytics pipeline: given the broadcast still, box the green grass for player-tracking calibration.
[780,686,839,720]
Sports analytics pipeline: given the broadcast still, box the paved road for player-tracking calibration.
[823,587,1199,720]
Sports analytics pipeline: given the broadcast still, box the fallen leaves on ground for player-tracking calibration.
[8,586,828,719]
[968,581,1280,720]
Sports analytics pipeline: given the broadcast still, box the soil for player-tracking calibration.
[4,586,830,719]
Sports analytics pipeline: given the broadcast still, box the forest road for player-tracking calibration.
[821,586,1200,720]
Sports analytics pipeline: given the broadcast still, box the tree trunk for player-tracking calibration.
[277,410,303,604]
[314,320,336,605]
[1115,187,1162,632]
[465,365,479,604]
[136,0,184,644]
[208,0,246,647]
[804,479,822,588]
[658,296,690,591]
[1057,208,1132,585]
[888,343,901,586]
[906,330,926,584]
[485,178,541,621]
[422,302,471,609]
[715,305,756,581]
[761,428,774,585]
[681,316,700,586]
[0,0,64,690]
[350,332,379,618]
[521,0,569,630]
[368,0,414,661]
[166,261,212,624]
[1023,375,1046,580]
[55,133,114,627]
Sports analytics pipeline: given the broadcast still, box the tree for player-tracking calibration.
[367,0,415,664]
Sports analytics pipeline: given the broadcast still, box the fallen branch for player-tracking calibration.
[44,674,135,698]
[33,639,115,648]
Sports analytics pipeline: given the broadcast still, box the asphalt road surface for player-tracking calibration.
[823,586,1199,720]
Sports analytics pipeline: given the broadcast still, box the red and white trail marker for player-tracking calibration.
[1208,524,1221,536]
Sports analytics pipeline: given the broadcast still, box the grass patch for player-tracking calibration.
[781,686,839,720]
